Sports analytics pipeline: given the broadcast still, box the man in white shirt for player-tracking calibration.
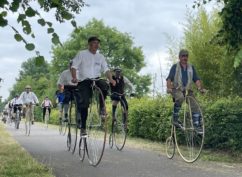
[71,36,116,135]
[41,96,53,122]
[19,85,39,124]
[57,60,78,122]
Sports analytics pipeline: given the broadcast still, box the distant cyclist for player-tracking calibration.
[10,94,22,121]
[110,68,135,123]
[41,96,53,122]
[55,89,65,122]
[19,85,39,124]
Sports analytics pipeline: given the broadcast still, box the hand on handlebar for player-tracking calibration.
[72,78,78,83]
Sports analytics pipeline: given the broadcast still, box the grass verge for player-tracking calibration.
[0,123,55,177]
[125,136,242,163]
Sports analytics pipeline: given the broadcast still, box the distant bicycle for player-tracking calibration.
[109,92,128,151]
[66,88,79,153]
[166,90,205,163]
[43,106,50,129]
[25,103,35,136]
[14,105,22,129]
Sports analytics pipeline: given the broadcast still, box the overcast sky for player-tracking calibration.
[0,0,215,100]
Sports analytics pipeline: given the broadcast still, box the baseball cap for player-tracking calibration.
[88,36,101,43]
[179,49,189,57]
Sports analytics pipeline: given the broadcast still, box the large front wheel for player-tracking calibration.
[86,86,107,166]
[174,96,205,163]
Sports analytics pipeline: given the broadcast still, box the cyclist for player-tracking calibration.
[166,49,206,134]
[55,89,65,122]
[71,36,116,135]
[19,85,39,124]
[57,60,78,122]
[41,96,53,122]
[110,68,135,124]
[10,95,23,121]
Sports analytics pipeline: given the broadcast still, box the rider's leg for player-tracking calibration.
[43,107,46,122]
[172,90,185,127]
[63,89,71,121]
[76,80,92,131]
[121,96,128,124]
[96,80,109,116]
[112,100,118,120]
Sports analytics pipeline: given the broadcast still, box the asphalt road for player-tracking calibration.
[6,123,242,177]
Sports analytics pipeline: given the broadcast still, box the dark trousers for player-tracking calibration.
[43,107,51,121]
[75,79,109,129]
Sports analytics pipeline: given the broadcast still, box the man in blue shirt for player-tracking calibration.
[166,49,206,133]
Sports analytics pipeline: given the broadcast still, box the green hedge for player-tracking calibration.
[38,95,242,152]
[204,97,242,151]
[127,96,242,152]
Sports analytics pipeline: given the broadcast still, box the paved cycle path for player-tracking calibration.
[6,123,242,177]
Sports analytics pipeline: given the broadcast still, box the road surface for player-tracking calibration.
[6,123,242,177]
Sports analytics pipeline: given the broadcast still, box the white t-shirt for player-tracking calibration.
[19,91,39,105]
[71,49,109,81]
[10,97,22,105]
[57,69,77,86]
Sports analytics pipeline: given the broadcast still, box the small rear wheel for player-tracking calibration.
[166,136,175,159]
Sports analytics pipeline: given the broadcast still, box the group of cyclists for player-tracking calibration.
[2,36,206,138]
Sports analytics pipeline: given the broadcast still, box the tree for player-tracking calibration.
[9,57,54,101]
[194,0,242,67]
[0,0,86,64]
[168,8,242,96]
[52,19,151,96]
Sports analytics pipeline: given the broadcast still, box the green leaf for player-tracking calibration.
[35,56,45,66]
[22,20,31,34]
[9,0,21,12]
[14,33,23,42]
[61,11,73,20]
[46,22,52,27]
[25,7,36,17]
[37,18,46,26]
[1,11,7,17]
[0,16,8,27]
[0,0,8,8]
[38,0,44,7]
[71,20,77,28]
[52,33,60,45]
[17,14,26,23]
[47,27,54,33]
[25,43,35,51]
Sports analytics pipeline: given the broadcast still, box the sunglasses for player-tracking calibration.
[181,54,188,57]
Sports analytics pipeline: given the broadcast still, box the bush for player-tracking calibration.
[204,96,242,151]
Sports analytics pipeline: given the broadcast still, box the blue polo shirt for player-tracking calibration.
[56,92,65,104]
[166,63,200,87]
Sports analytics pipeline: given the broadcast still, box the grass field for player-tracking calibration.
[0,123,55,177]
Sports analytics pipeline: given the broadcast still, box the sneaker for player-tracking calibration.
[63,118,68,122]
[81,128,87,136]
[172,120,183,129]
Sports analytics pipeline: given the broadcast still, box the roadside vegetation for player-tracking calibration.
[0,123,55,177]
